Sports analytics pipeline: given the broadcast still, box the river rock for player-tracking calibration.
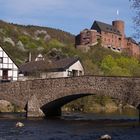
[0,100,14,112]
[100,134,111,140]
[16,122,24,127]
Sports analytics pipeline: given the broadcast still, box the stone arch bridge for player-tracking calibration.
[0,75,140,117]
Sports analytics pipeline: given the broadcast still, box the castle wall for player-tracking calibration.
[123,38,140,58]
[101,31,122,51]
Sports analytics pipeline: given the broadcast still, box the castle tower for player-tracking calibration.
[112,20,125,36]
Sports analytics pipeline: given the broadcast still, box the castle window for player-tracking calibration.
[127,42,131,46]
[108,39,110,42]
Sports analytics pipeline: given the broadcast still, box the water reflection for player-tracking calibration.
[0,108,139,120]
[62,108,139,121]
[0,112,26,119]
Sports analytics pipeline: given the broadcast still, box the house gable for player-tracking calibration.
[0,47,18,81]
[67,60,84,73]
[47,60,84,78]
[35,54,44,61]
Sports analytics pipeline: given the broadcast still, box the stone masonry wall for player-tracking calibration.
[0,76,140,117]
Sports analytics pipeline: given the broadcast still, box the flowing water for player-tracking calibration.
[0,109,140,140]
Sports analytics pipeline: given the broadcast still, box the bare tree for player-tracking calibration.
[130,0,140,39]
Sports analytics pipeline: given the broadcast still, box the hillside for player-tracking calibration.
[0,20,140,77]
[0,20,75,65]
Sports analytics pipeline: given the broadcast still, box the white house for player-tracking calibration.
[0,47,18,82]
[35,54,44,61]
[19,57,84,79]
[46,57,84,78]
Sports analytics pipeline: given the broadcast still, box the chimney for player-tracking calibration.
[28,52,32,62]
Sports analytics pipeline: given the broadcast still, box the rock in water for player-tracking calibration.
[16,122,24,127]
[100,134,111,140]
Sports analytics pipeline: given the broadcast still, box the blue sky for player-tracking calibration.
[0,0,136,38]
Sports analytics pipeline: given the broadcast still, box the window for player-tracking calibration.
[0,57,3,63]
[108,39,110,42]
[72,70,78,76]
[68,71,72,77]
[68,70,78,77]
[79,71,82,76]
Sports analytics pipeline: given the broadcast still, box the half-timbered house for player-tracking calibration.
[0,47,18,82]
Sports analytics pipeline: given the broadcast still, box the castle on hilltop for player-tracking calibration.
[75,20,140,58]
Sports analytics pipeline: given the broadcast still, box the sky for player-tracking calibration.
[0,0,136,38]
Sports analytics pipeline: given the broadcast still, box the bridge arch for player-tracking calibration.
[0,76,140,117]
[33,88,139,117]
[41,93,92,116]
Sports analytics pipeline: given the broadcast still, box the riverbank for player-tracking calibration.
[0,100,25,113]
[0,95,137,114]
[62,95,137,113]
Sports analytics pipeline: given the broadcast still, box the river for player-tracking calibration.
[0,109,140,140]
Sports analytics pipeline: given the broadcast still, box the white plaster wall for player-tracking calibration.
[69,61,84,71]
[67,60,84,75]
[9,59,12,63]
[46,71,65,78]
[3,52,8,57]
[3,57,8,63]
[0,47,18,81]
[40,72,49,79]
[9,64,12,69]
[13,77,17,81]
[0,70,2,76]
[63,71,69,77]
[8,70,12,77]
